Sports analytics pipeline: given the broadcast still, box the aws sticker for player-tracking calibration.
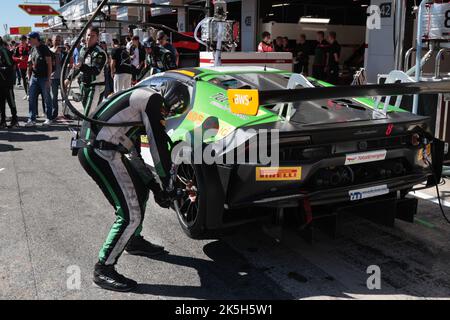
[228,89,259,116]
[345,150,387,165]
[256,167,302,181]
[349,185,389,201]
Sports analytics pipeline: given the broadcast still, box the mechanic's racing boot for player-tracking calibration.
[93,263,137,292]
[0,121,7,129]
[125,235,166,257]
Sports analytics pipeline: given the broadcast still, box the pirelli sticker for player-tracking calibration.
[256,167,302,181]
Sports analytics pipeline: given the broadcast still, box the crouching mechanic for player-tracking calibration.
[77,80,190,292]
[65,26,107,116]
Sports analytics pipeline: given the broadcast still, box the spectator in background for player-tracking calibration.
[0,36,19,129]
[326,31,341,84]
[257,31,274,52]
[26,32,53,127]
[157,31,179,67]
[64,40,70,49]
[111,38,133,93]
[126,36,132,51]
[3,40,19,125]
[73,40,80,65]
[63,40,73,68]
[312,31,329,80]
[274,36,284,52]
[295,34,309,75]
[46,38,53,49]
[72,38,86,65]
[281,37,294,53]
[9,40,21,86]
[50,35,64,121]
[129,36,145,85]
[13,35,31,100]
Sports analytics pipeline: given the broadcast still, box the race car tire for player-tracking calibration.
[173,163,209,239]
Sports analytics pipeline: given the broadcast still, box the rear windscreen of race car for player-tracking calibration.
[208,73,386,125]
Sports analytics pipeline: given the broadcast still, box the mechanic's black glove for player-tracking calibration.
[153,189,172,209]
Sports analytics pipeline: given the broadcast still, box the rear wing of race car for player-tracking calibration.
[227,81,450,116]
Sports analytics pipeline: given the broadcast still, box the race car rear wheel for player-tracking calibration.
[173,163,208,239]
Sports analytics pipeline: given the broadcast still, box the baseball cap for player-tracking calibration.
[28,32,41,40]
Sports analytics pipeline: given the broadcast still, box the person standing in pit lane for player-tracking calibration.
[0,37,19,129]
[26,32,53,127]
[65,26,107,117]
[13,35,31,101]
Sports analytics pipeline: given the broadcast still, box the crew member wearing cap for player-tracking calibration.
[26,31,53,127]
[65,26,107,116]
[156,31,179,67]
[138,37,177,81]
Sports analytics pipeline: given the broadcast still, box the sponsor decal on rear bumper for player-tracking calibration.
[349,185,389,201]
[256,167,302,181]
[345,150,387,165]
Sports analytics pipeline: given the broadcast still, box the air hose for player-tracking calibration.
[60,0,142,127]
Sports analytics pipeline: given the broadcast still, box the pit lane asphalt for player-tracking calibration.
[1,88,450,300]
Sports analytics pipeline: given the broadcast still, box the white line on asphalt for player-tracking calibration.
[0,168,5,173]
[410,191,450,208]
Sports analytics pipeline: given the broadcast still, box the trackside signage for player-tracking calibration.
[345,150,387,165]
[349,185,389,201]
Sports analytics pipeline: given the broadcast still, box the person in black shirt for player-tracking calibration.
[0,36,19,128]
[281,37,294,53]
[312,31,329,81]
[26,32,53,127]
[274,36,284,52]
[111,39,133,93]
[295,34,309,75]
[326,31,341,84]
[129,36,146,85]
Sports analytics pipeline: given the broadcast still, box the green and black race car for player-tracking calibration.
[133,66,446,239]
